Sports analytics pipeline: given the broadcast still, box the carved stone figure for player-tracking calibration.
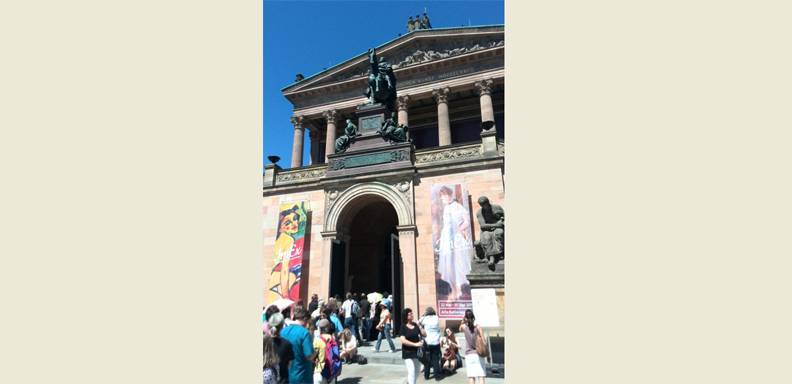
[377,112,409,143]
[334,119,359,153]
[414,14,423,30]
[407,16,415,32]
[364,48,397,110]
[474,196,504,270]
[422,12,432,29]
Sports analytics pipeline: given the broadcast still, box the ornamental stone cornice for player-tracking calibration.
[414,142,481,165]
[282,26,503,94]
[292,68,504,116]
[275,166,327,184]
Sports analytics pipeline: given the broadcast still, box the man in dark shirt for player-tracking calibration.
[359,294,370,342]
[307,293,319,314]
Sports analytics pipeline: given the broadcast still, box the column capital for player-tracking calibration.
[475,78,495,96]
[320,230,338,239]
[396,224,418,235]
[397,95,411,111]
[290,115,304,128]
[322,109,338,124]
[432,87,450,103]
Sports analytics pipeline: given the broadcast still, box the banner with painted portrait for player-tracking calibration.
[267,201,310,304]
[431,184,474,319]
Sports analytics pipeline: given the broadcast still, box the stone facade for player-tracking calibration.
[264,25,504,326]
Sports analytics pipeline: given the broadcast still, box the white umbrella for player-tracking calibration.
[270,298,295,311]
[367,292,383,303]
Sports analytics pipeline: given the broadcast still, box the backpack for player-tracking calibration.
[320,336,343,380]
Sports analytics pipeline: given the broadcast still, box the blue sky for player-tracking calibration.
[263,0,504,168]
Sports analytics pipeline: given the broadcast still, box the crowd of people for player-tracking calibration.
[263,292,487,384]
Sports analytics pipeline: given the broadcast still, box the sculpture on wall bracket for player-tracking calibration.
[474,196,505,271]
[334,119,360,153]
[364,48,397,111]
[377,112,409,143]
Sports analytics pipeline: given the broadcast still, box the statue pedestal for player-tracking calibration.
[325,103,414,179]
[467,263,505,378]
[480,126,499,157]
[356,103,387,135]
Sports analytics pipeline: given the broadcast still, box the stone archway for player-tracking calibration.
[324,181,413,233]
[319,181,419,312]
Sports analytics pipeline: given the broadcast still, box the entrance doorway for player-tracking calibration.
[329,198,404,331]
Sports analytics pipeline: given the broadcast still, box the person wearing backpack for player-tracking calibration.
[313,319,342,384]
[341,293,359,341]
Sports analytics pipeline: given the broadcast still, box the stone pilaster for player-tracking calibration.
[323,110,337,162]
[290,115,304,168]
[432,87,451,146]
[397,225,419,314]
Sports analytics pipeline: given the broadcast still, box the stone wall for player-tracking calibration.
[263,166,505,315]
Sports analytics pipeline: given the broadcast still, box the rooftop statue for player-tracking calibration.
[364,48,397,111]
[474,196,505,271]
[421,12,432,29]
[407,16,415,32]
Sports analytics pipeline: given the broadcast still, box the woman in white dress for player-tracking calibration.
[436,186,473,299]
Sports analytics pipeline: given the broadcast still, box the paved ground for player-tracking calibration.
[334,363,505,384]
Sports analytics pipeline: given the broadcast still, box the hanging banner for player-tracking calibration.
[267,201,310,305]
[431,184,474,319]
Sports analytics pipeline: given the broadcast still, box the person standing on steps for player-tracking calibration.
[341,292,359,341]
[460,309,486,384]
[374,303,396,353]
[419,306,443,380]
[359,294,370,342]
[399,308,425,384]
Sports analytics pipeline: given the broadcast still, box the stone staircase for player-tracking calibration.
[355,332,469,366]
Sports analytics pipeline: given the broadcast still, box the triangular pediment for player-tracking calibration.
[282,25,504,95]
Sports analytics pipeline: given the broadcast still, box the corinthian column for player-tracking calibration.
[290,115,304,168]
[323,110,337,162]
[432,87,451,146]
[475,78,495,124]
[397,95,410,127]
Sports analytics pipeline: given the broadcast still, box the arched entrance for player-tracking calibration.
[329,198,404,329]
[321,181,419,333]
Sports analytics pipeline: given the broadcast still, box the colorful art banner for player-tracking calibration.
[430,184,474,319]
[267,201,309,305]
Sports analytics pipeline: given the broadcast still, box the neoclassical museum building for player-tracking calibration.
[263,24,504,329]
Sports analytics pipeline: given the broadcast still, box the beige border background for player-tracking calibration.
[1,0,791,382]
[509,0,792,382]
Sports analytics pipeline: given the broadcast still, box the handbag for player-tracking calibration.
[416,341,425,359]
[474,326,489,358]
